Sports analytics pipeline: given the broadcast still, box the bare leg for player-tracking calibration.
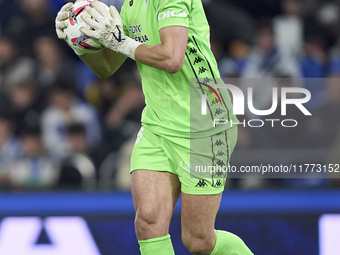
[181,192,222,255]
[132,170,181,240]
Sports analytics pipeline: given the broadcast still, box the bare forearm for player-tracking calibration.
[135,44,183,74]
[80,27,188,76]
[134,27,188,74]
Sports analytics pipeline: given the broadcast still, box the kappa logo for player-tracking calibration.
[214,108,226,116]
[216,160,225,167]
[214,171,225,177]
[214,180,223,187]
[195,179,208,187]
[189,47,198,55]
[215,140,225,147]
[203,77,213,83]
[198,67,208,75]
[211,98,220,106]
[158,10,187,21]
[193,57,204,65]
[216,150,226,156]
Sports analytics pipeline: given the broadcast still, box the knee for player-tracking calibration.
[135,208,158,232]
[182,232,216,255]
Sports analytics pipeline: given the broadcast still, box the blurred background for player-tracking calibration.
[0,0,339,254]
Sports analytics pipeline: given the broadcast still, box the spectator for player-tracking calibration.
[48,0,124,14]
[0,109,20,188]
[242,21,301,79]
[0,37,35,93]
[0,109,20,159]
[306,75,340,148]
[219,40,249,77]
[102,74,144,152]
[7,79,44,135]
[95,77,121,117]
[0,0,19,36]
[273,0,303,55]
[41,83,101,158]
[315,1,340,50]
[67,123,88,155]
[34,36,76,88]
[263,76,309,149]
[205,1,254,47]
[75,61,98,98]
[57,123,97,190]
[8,0,55,55]
[1,0,340,191]
[241,21,301,117]
[7,125,59,189]
[299,40,327,110]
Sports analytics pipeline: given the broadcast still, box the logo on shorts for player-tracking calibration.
[134,127,144,145]
[215,140,225,146]
[216,160,225,167]
[216,150,226,156]
[195,179,208,187]
[215,180,223,187]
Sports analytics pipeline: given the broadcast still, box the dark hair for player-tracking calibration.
[49,81,75,95]
[0,108,13,122]
[66,122,86,135]
[256,18,274,34]
[20,125,41,138]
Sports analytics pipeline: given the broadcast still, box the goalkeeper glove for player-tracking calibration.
[80,0,142,60]
[55,1,100,56]
[55,2,73,40]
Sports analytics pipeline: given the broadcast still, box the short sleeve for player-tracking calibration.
[155,0,191,31]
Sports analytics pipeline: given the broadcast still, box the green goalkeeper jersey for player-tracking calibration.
[120,0,237,138]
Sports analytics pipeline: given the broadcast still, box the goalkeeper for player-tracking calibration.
[56,0,253,254]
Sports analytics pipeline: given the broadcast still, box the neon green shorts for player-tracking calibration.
[130,126,238,195]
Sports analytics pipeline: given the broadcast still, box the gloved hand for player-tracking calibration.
[80,0,141,60]
[55,0,98,55]
[55,2,73,40]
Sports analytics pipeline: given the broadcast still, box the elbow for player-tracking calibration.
[164,57,184,74]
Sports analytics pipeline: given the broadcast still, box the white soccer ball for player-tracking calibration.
[64,0,105,55]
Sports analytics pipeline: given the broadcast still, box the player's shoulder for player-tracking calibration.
[120,0,127,13]
[120,0,133,14]
[152,0,193,10]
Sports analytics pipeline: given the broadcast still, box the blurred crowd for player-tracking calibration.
[0,0,339,190]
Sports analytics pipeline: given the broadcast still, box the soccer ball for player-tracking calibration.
[64,0,105,54]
